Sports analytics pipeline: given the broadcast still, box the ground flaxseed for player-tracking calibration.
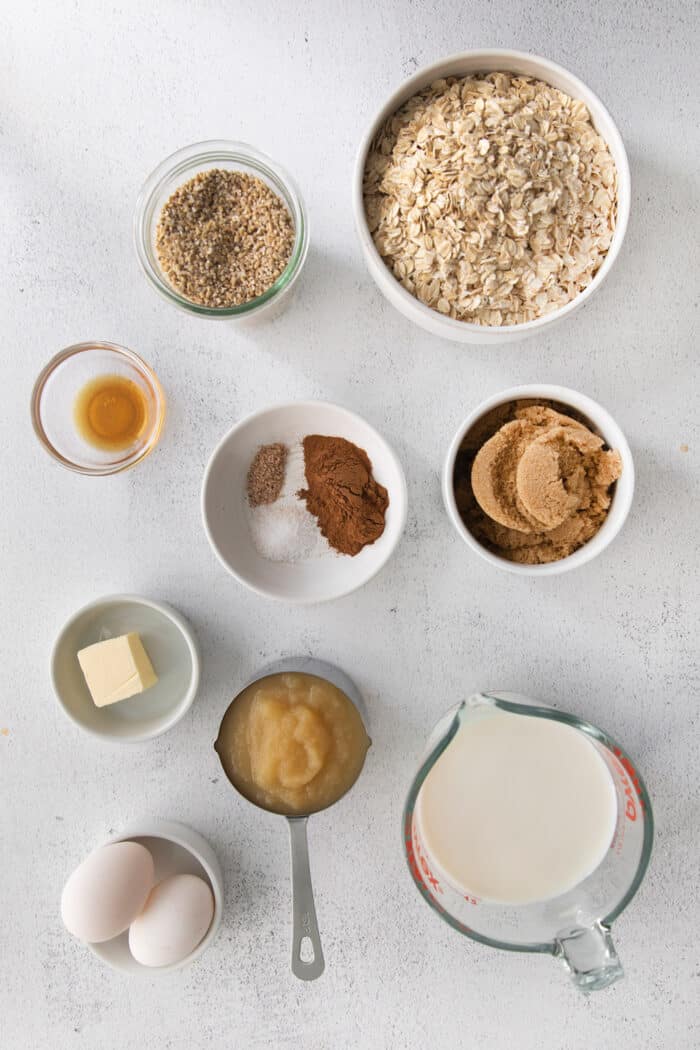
[247,443,288,507]
[156,168,295,308]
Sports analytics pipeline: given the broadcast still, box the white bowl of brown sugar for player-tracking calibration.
[354,50,630,344]
[201,401,408,603]
[443,385,635,575]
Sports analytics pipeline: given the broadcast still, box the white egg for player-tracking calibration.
[128,873,214,967]
[61,841,155,943]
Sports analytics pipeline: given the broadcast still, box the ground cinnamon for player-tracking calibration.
[298,435,389,556]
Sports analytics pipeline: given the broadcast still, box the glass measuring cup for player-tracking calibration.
[215,658,369,980]
[403,693,653,993]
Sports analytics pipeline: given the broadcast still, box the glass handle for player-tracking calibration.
[287,817,325,981]
[555,922,624,993]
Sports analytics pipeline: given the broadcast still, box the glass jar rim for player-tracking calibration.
[133,140,309,318]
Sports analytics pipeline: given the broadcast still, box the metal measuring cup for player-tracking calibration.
[214,657,369,980]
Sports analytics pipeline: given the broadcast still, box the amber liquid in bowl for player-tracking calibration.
[215,672,370,816]
[74,375,148,451]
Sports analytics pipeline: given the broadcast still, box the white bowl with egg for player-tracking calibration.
[51,595,200,742]
[83,820,223,975]
[353,49,630,344]
[442,385,634,575]
[201,401,408,603]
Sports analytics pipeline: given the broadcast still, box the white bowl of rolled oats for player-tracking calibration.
[355,51,630,344]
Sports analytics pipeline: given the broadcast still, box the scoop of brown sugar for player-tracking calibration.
[468,405,622,564]
[516,425,607,529]
[471,407,591,532]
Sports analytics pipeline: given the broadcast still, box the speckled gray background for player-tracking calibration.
[2,1,699,1047]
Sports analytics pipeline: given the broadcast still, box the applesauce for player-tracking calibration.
[215,672,370,815]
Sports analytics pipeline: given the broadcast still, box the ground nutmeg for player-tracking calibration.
[298,435,389,556]
[247,442,288,507]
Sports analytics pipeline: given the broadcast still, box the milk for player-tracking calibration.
[416,708,618,905]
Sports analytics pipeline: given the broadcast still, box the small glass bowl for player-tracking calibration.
[31,342,166,475]
[133,140,309,319]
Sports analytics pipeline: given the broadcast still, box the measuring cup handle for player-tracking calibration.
[555,922,624,993]
[287,817,325,981]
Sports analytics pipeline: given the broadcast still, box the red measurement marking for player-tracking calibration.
[405,833,426,891]
[408,824,443,896]
[612,747,643,794]
[611,750,641,820]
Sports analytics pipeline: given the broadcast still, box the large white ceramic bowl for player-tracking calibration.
[353,50,630,345]
[442,385,634,575]
[89,819,223,975]
[51,595,200,742]
[201,401,407,603]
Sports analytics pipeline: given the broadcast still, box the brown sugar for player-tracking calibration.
[456,402,622,565]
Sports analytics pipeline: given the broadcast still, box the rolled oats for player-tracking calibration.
[363,73,617,327]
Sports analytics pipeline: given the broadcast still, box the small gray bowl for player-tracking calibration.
[51,595,200,742]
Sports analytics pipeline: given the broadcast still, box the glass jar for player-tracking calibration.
[133,141,309,320]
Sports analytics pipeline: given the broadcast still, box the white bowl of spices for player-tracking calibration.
[134,141,309,320]
[354,50,630,344]
[201,401,408,602]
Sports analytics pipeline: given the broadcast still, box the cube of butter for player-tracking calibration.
[77,633,158,707]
